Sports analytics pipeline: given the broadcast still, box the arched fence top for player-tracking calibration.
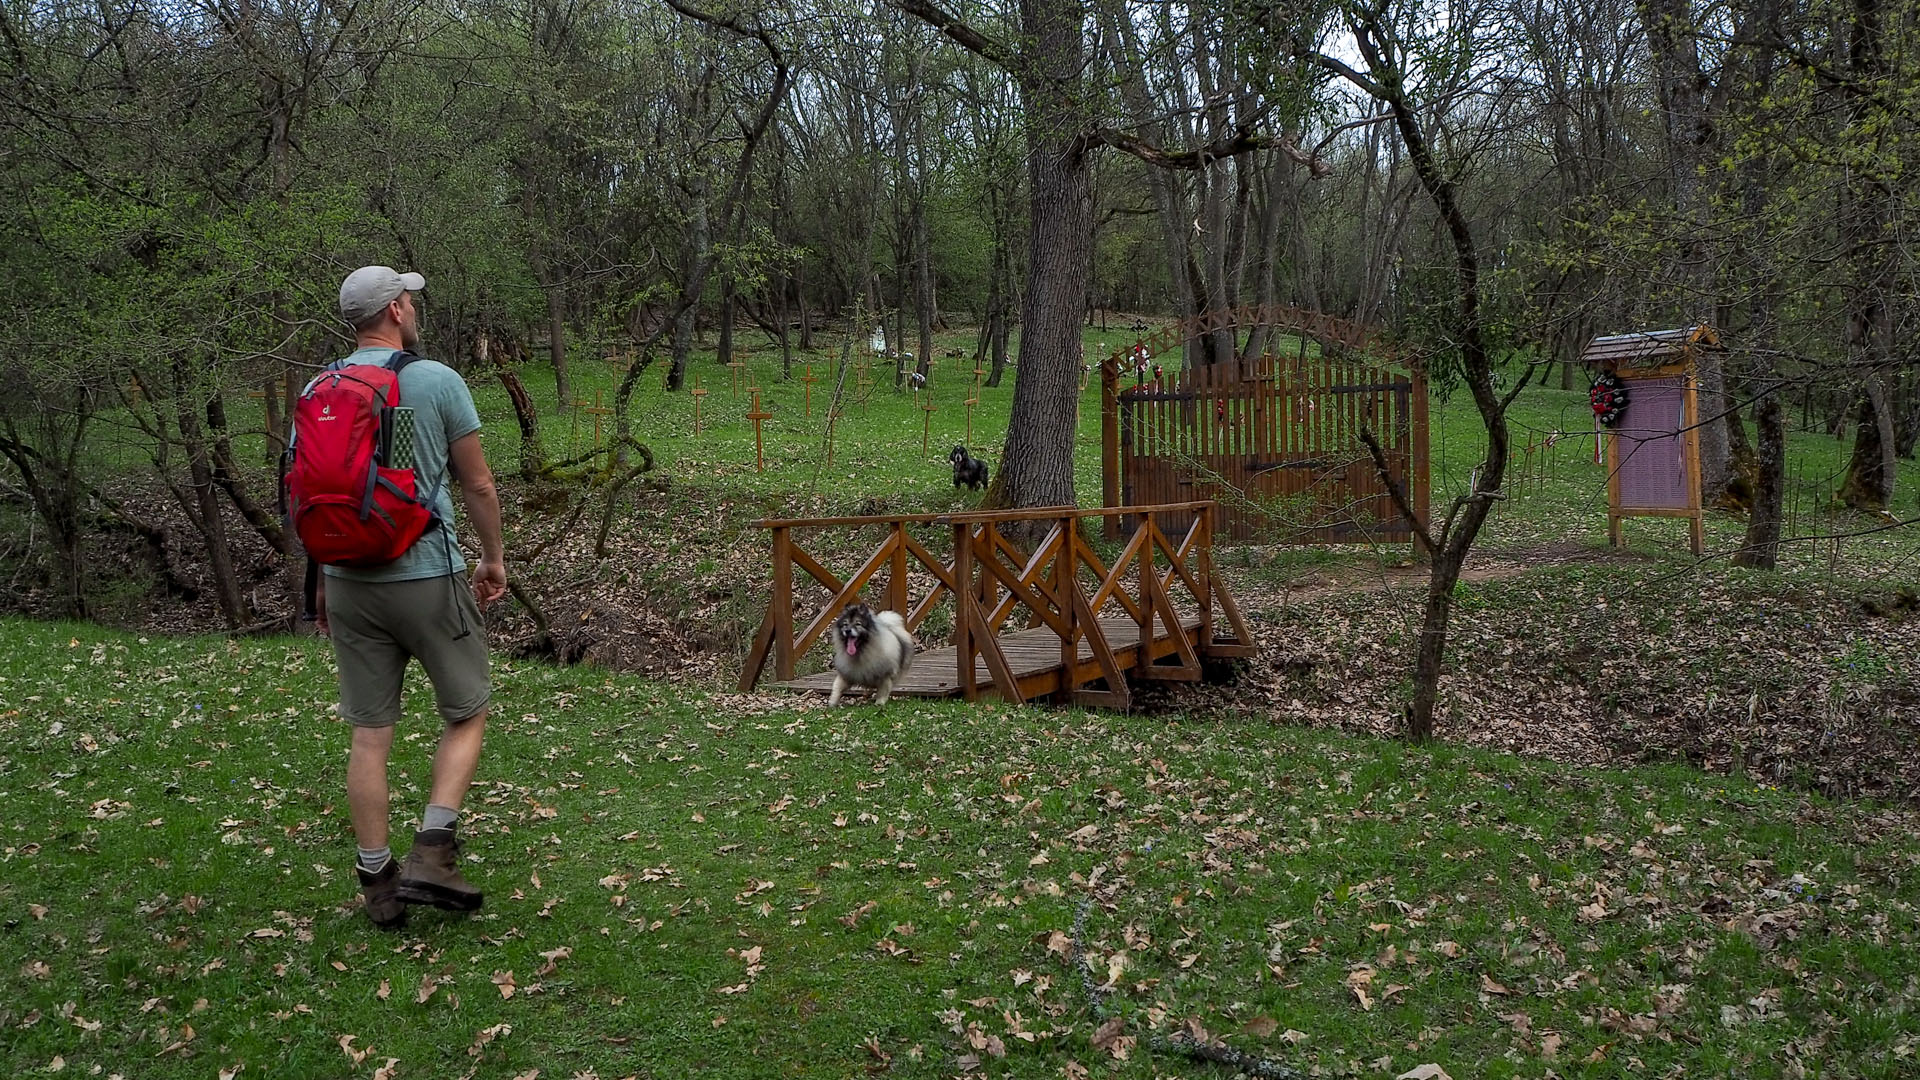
[1103,304,1425,378]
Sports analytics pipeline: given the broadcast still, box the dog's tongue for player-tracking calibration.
[845,640,858,656]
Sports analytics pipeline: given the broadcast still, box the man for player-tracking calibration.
[316,265,507,929]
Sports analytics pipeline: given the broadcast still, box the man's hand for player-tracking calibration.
[314,579,330,637]
[472,557,507,606]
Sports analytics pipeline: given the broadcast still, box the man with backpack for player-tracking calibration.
[293,265,506,929]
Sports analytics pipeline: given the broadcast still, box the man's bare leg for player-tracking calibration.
[429,709,487,811]
[347,725,397,850]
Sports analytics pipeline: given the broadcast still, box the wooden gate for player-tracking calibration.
[1100,307,1429,547]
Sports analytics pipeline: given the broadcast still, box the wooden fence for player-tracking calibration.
[1101,313,1429,547]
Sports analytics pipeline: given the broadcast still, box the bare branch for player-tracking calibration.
[1090,126,1333,177]
[1358,425,1437,551]
[888,0,1019,71]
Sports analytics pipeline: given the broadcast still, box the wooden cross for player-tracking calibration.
[856,362,874,416]
[728,360,748,399]
[744,389,774,471]
[800,363,819,417]
[581,389,613,447]
[920,389,937,453]
[690,375,709,435]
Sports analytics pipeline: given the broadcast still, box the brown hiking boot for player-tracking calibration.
[357,859,408,929]
[396,828,483,911]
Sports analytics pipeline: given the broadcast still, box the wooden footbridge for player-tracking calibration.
[738,503,1256,707]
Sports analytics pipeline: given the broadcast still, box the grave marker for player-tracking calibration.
[690,375,709,435]
[581,389,613,447]
[745,390,774,471]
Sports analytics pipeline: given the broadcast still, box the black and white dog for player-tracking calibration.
[827,603,915,706]
[949,445,989,491]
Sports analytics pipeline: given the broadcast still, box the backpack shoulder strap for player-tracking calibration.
[386,350,420,374]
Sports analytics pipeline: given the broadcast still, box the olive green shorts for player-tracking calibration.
[325,572,491,728]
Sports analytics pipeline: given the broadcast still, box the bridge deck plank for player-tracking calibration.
[778,614,1202,700]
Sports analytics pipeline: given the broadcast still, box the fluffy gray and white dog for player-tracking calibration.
[827,602,915,705]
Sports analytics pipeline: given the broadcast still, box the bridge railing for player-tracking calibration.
[737,502,1254,706]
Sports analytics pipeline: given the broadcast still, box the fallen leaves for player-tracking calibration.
[1089,1015,1133,1060]
[839,899,879,928]
[1396,1066,1452,1080]
[417,971,449,1005]
[1096,951,1126,990]
[1346,967,1376,1010]
[719,942,767,993]
[470,1022,512,1057]
[536,946,573,976]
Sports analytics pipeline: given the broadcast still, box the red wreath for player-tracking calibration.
[1590,373,1630,427]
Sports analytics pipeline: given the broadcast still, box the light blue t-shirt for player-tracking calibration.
[321,347,482,583]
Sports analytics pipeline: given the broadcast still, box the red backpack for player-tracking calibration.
[284,351,438,568]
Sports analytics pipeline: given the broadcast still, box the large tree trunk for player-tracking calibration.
[1735,293,1786,567]
[663,172,712,394]
[1839,379,1897,509]
[985,0,1092,511]
[1638,0,1731,500]
[1836,0,1897,510]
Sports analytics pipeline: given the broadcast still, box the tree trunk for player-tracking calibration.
[172,367,246,628]
[795,268,814,351]
[1735,292,1785,567]
[546,282,570,412]
[1638,0,1730,500]
[1736,393,1786,568]
[915,192,935,383]
[718,279,736,368]
[1307,20,1509,743]
[983,0,1092,512]
[0,424,88,618]
[206,391,292,555]
[1839,379,1897,509]
[1896,370,1919,458]
[666,301,698,394]
[1835,0,1896,510]
[663,169,712,394]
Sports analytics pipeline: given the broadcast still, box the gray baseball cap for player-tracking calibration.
[339,265,425,324]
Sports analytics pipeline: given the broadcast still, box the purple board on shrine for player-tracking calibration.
[1614,376,1690,509]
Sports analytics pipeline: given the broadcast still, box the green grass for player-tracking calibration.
[3,619,1917,1078]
